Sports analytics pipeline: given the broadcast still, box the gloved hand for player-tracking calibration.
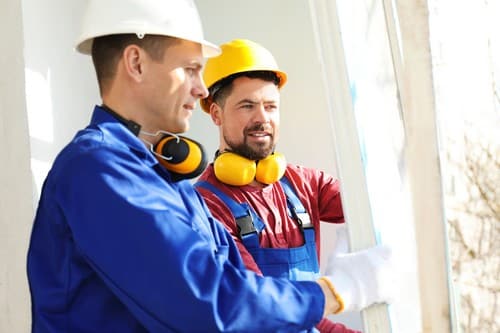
[324,229,396,313]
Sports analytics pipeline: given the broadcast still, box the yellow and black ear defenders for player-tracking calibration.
[99,105,207,181]
[214,151,287,186]
[154,135,208,181]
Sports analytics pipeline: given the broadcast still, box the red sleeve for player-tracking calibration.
[196,185,264,276]
[316,176,344,224]
[284,165,344,224]
[316,318,362,333]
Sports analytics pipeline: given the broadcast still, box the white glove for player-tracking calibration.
[324,234,396,312]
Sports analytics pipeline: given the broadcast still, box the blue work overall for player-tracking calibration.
[196,177,320,281]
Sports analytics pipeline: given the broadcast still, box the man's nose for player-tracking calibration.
[193,75,209,99]
[254,104,269,122]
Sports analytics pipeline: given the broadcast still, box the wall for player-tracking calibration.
[23,0,99,199]
[1,1,33,332]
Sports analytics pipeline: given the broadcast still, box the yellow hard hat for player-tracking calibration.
[200,39,287,112]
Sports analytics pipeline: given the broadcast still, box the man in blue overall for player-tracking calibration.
[196,39,394,332]
[27,1,394,331]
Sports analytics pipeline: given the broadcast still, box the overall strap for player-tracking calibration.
[195,181,264,247]
[279,177,314,230]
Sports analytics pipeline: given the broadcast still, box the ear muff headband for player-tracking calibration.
[154,135,208,180]
[214,152,286,186]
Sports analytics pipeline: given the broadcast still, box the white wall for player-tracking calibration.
[1,1,34,332]
[23,0,99,200]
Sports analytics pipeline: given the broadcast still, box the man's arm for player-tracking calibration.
[59,149,325,332]
[284,166,345,224]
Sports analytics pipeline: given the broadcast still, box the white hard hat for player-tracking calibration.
[75,0,220,57]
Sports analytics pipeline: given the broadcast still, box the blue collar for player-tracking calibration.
[89,105,159,168]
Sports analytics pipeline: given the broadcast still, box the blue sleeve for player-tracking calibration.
[56,146,324,332]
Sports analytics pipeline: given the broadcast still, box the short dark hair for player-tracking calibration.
[210,71,281,108]
[91,34,178,95]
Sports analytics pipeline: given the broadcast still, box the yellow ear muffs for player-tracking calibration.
[214,152,286,186]
[154,135,207,180]
[255,152,287,185]
[214,152,257,186]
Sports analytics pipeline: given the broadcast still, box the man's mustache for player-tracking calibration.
[245,123,273,134]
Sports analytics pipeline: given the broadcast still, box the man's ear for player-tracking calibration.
[122,45,145,82]
[209,103,223,126]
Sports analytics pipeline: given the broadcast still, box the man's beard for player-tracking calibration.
[223,124,275,160]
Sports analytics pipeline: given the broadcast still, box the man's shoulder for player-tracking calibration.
[284,164,338,190]
[54,127,109,166]
[49,125,142,182]
[284,164,318,178]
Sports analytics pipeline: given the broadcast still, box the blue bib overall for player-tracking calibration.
[196,177,320,281]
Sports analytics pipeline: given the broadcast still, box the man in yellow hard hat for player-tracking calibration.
[26,1,392,332]
[196,39,396,333]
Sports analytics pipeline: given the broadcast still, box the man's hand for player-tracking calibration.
[323,233,396,313]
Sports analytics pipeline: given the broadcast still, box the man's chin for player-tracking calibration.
[248,148,274,160]
[173,121,190,134]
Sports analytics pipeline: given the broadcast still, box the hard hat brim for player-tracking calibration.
[75,35,221,58]
[200,69,287,113]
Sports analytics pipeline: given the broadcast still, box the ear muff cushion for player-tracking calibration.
[155,136,207,178]
[214,153,257,186]
[156,137,189,165]
[255,152,287,184]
